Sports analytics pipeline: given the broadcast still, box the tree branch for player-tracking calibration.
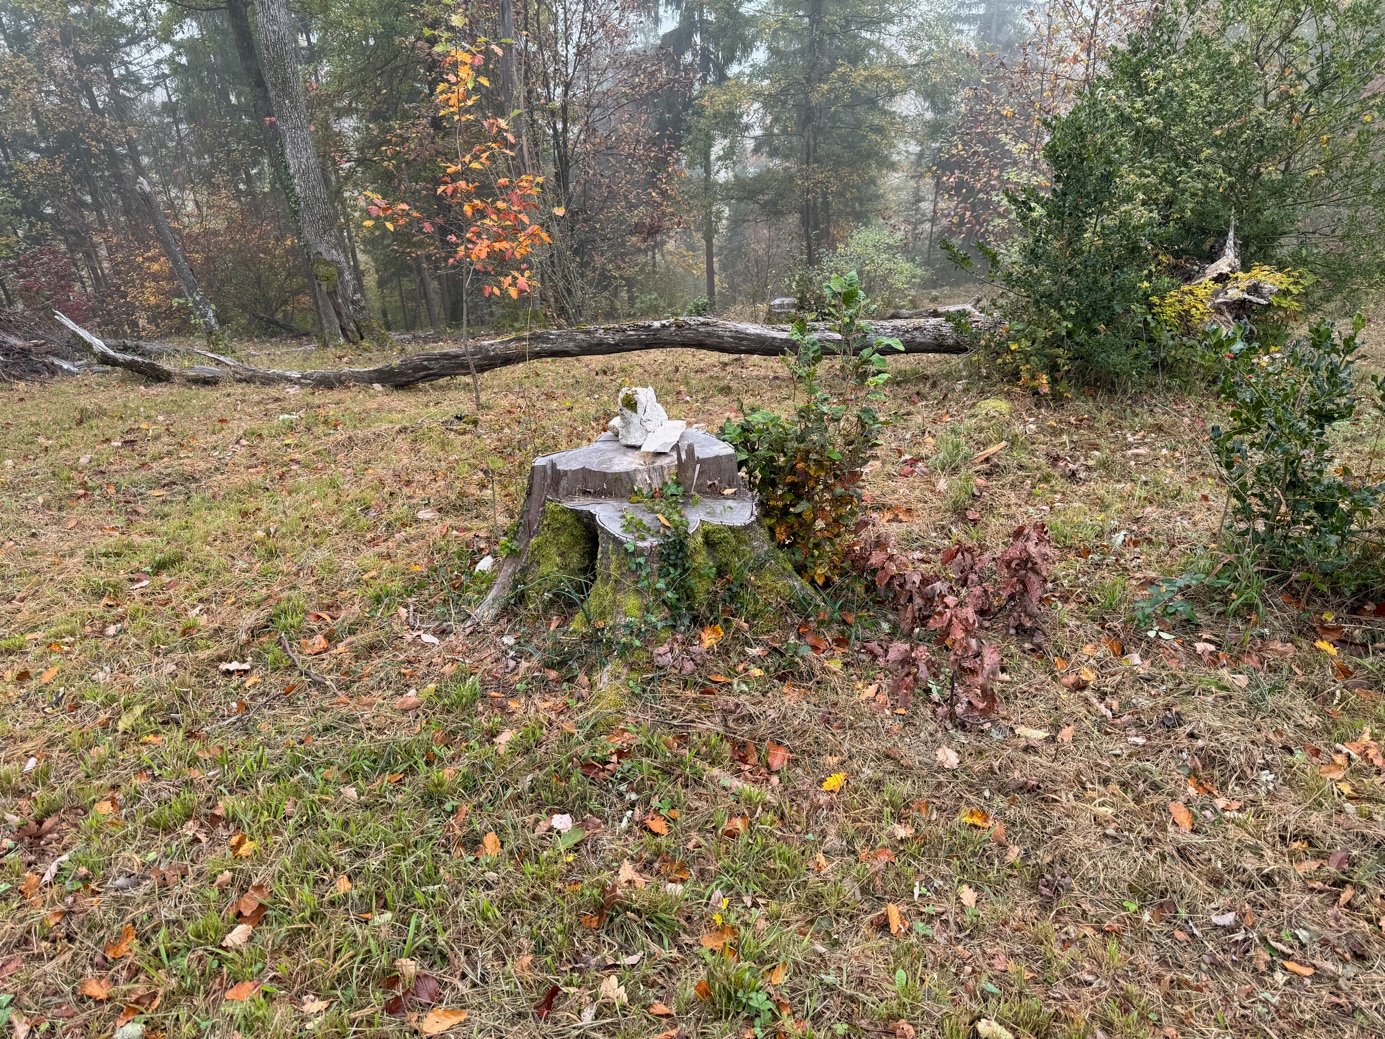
[55,310,989,390]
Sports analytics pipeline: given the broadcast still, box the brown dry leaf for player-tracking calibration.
[700,924,736,952]
[93,798,119,817]
[335,875,352,894]
[213,870,233,889]
[20,873,39,900]
[1282,961,1314,977]
[617,859,647,889]
[722,814,749,839]
[644,813,669,835]
[1168,801,1194,832]
[77,977,113,1001]
[479,832,501,857]
[699,623,723,650]
[228,832,257,858]
[39,665,58,684]
[415,1009,468,1034]
[224,979,261,1001]
[694,979,712,1001]
[1262,640,1296,661]
[649,1002,675,1017]
[1056,725,1074,744]
[299,634,330,656]
[935,746,960,770]
[104,923,136,959]
[768,962,787,985]
[765,741,790,772]
[959,885,979,908]
[395,693,423,712]
[301,999,332,1014]
[886,903,906,936]
[222,924,255,949]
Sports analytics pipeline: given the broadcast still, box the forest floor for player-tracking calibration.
[2,329,1384,1039]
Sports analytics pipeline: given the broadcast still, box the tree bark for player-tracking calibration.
[56,311,987,389]
[134,178,222,344]
[252,0,378,344]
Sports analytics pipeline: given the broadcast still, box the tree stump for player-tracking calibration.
[476,424,800,625]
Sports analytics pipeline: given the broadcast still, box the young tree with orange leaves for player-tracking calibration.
[368,42,550,408]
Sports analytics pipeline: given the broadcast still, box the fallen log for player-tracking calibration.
[54,309,988,390]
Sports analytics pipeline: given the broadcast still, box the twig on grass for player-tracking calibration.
[280,632,338,693]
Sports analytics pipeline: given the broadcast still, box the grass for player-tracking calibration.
[1,335,1384,1038]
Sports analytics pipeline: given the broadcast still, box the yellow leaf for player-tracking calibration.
[552,206,567,217]
[820,772,846,793]
[1314,639,1338,656]
[362,219,375,227]
[960,808,991,828]
[699,623,723,649]
[384,221,394,232]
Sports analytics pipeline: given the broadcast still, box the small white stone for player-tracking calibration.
[608,387,668,447]
[640,420,686,454]
[474,554,495,572]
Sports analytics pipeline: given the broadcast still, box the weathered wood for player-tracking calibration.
[55,311,988,389]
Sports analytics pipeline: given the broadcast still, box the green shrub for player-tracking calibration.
[965,0,1385,389]
[1211,315,1384,576]
[722,272,900,584]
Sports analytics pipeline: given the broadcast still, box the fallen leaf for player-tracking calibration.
[104,923,136,959]
[886,903,906,936]
[299,634,329,655]
[1057,725,1074,743]
[78,977,113,1000]
[649,1001,674,1017]
[534,985,560,1018]
[335,875,352,894]
[821,772,846,792]
[766,741,790,771]
[479,832,501,857]
[617,860,647,889]
[699,623,723,649]
[224,979,261,1001]
[395,693,423,712]
[935,745,961,769]
[222,924,255,948]
[1168,801,1193,832]
[416,508,441,520]
[644,813,669,835]
[415,1008,468,1034]
[701,924,736,952]
[1282,961,1314,977]
[1210,911,1237,927]
[975,1021,1015,1039]
[960,808,991,828]
[1314,639,1338,656]
[301,999,331,1014]
[229,832,257,858]
[959,884,978,908]
[598,974,628,1006]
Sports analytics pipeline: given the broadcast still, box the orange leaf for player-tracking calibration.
[480,832,501,857]
[416,1008,468,1034]
[694,979,712,1001]
[1169,801,1193,831]
[644,813,669,835]
[886,903,905,936]
[104,923,135,959]
[224,979,261,1001]
[78,977,112,1000]
[649,1002,674,1017]
[1282,961,1314,977]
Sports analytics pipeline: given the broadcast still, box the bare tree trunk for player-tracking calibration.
[134,178,222,345]
[252,0,379,345]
